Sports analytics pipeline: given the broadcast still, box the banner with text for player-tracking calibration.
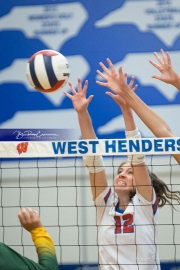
[0,138,180,158]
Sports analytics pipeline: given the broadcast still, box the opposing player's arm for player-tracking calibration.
[18,208,58,270]
[64,78,108,200]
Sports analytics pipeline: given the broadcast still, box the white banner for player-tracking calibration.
[0,138,180,157]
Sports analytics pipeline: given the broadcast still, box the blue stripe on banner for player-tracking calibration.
[29,58,43,90]
[43,55,58,87]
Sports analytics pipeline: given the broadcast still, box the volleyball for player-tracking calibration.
[26,50,70,93]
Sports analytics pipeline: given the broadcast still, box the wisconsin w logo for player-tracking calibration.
[17,142,29,154]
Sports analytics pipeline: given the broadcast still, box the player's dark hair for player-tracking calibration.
[149,171,180,209]
[118,162,180,209]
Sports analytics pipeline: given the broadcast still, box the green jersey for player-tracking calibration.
[0,227,58,270]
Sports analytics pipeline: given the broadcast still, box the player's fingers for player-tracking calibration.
[96,80,108,87]
[149,60,160,70]
[106,58,116,75]
[87,95,94,104]
[82,80,88,95]
[68,81,76,95]
[106,91,116,99]
[124,72,128,83]
[132,84,138,92]
[28,208,40,223]
[96,70,108,81]
[106,92,126,105]
[77,78,82,92]
[18,208,24,220]
[151,75,162,80]
[33,209,39,215]
[63,91,73,99]
[118,66,124,76]
[27,207,35,220]
[128,76,135,88]
[18,214,26,225]
[99,62,110,75]
[160,49,167,64]
[166,52,171,65]
[153,52,163,64]
[18,208,28,223]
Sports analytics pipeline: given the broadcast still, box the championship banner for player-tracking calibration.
[0,138,180,158]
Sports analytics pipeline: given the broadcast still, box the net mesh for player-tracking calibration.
[0,154,180,267]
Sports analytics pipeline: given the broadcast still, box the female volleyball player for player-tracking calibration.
[96,49,180,165]
[0,207,58,270]
[63,77,180,270]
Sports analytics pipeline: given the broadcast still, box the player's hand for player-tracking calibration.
[96,58,138,98]
[18,208,43,232]
[63,78,93,113]
[149,49,180,89]
[106,75,137,108]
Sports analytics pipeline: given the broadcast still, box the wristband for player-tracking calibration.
[126,128,145,165]
[83,155,105,173]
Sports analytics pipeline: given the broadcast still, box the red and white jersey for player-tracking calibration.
[95,186,160,270]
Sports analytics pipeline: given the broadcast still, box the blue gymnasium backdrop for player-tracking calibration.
[1,0,180,140]
[0,0,180,269]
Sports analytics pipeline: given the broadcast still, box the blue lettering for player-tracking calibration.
[154,139,163,152]
[89,141,99,153]
[105,140,116,153]
[142,140,152,152]
[78,141,88,154]
[177,139,180,151]
[52,142,66,154]
[165,139,175,151]
[118,140,127,152]
[129,140,140,152]
[68,141,77,154]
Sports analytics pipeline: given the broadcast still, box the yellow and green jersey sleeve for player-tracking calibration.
[0,227,58,270]
[30,227,58,269]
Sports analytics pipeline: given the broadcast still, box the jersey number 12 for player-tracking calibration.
[114,214,134,234]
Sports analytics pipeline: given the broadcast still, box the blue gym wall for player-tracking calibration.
[0,0,180,269]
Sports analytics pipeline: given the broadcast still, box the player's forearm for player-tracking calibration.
[123,90,174,138]
[78,110,96,139]
[120,106,136,132]
[31,227,58,270]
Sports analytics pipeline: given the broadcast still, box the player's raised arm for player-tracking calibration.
[0,208,58,270]
[18,208,58,270]
[149,49,180,90]
[64,79,94,139]
[105,74,153,202]
[96,58,180,165]
[63,78,108,200]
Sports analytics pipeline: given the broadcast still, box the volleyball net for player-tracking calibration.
[0,138,180,268]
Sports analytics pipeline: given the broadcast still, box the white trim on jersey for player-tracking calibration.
[94,186,160,270]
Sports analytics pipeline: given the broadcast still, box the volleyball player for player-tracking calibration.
[64,78,180,270]
[0,207,58,270]
[96,50,180,165]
